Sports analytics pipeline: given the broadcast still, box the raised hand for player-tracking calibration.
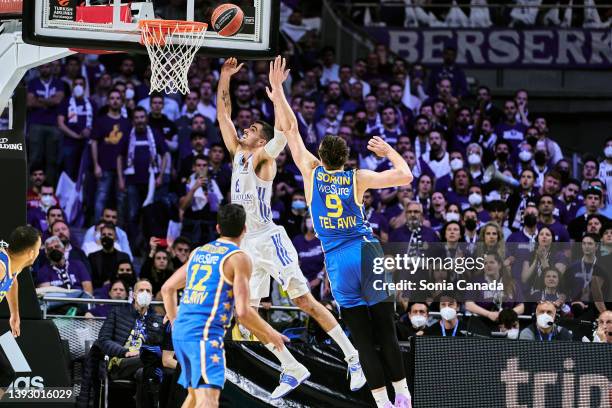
[220,57,244,78]
[266,55,290,102]
[367,136,392,158]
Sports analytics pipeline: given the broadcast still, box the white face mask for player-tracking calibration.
[445,212,460,222]
[73,85,84,98]
[518,150,533,162]
[136,291,152,308]
[40,194,56,208]
[468,193,483,206]
[485,190,501,202]
[467,153,481,166]
[410,314,428,328]
[450,158,464,171]
[440,307,457,321]
[605,146,612,159]
[125,88,135,100]
[536,313,554,329]
[506,328,519,340]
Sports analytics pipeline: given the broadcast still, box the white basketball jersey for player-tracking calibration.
[231,151,274,234]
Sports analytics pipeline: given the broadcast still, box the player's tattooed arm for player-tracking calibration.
[217,57,243,156]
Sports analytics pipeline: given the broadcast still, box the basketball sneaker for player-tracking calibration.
[394,393,412,408]
[270,363,310,399]
[346,354,367,391]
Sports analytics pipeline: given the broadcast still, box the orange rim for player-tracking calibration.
[138,19,208,46]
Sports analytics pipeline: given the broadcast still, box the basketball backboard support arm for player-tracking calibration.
[0,20,74,112]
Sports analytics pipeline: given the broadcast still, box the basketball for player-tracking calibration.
[211,4,244,37]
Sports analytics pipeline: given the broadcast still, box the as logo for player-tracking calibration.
[0,331,45,389]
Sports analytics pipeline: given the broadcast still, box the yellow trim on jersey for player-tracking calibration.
[352,169,363,207]
[0,249,12,282]
[203,270,226,341]
[218,248,242,286]
[306,166,319,206]
[324,168,344,174]
[200,340,209,384]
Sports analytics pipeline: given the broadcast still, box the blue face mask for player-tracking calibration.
[292,200,307,211]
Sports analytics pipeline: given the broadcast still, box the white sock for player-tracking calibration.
[265,343,300,370]
[392,379,411,398]
[372,388,391,408]
[327,325,358,359]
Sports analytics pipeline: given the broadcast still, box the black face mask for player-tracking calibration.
[524,214,538,228]
[526,136,538,148]
[497,152,508,162]
[48,249,63,263]
[354,120,366,135]
[464,218,477,231]
[535,151,547,166]
[101,236,115,250]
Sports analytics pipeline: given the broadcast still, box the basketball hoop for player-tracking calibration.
[138,19,208,95]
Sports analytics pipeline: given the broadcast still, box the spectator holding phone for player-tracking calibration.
[139,238,176,296]
[178,154,223,246]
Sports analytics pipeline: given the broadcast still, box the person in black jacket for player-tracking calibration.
[88,223,130,289]
[97,279,163,407]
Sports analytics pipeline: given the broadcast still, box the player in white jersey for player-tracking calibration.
[217,58,366,399]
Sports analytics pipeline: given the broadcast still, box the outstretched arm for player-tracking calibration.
[217,57,244,157]
[266,56,319,177]
[356,136,413,198]
[161,251,194,324]
[7,277,20,337]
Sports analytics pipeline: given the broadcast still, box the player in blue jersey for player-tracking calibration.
[0,226,41,336]
[266,57,414,408]
[161,204,290,408]
[0,225,41,392]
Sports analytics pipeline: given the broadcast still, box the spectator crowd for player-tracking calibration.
[16,2,612,406]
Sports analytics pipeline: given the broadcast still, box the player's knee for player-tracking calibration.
[293,293,317,314]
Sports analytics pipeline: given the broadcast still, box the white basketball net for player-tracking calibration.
[138,20,208,95]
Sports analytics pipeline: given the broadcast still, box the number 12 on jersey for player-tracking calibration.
[186,264,213,292]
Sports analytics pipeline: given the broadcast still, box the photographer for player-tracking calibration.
[178,154,223,246]
[98,279,163,408]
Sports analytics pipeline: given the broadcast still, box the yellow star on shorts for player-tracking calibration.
[223,302,231,311]
[220,314,228,323]
[226,290,233,298]
[210,340,220,348]
[210,354,220,364]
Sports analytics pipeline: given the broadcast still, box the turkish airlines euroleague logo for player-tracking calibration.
[50,0,76,21]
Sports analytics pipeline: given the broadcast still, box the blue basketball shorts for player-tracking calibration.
[173,335,226,389]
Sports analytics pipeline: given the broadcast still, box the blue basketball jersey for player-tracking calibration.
[309,166,375,252]
[172,240,240,342]
[0,250,13,304]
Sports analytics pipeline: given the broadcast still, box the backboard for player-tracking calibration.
[22,0,279,58]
